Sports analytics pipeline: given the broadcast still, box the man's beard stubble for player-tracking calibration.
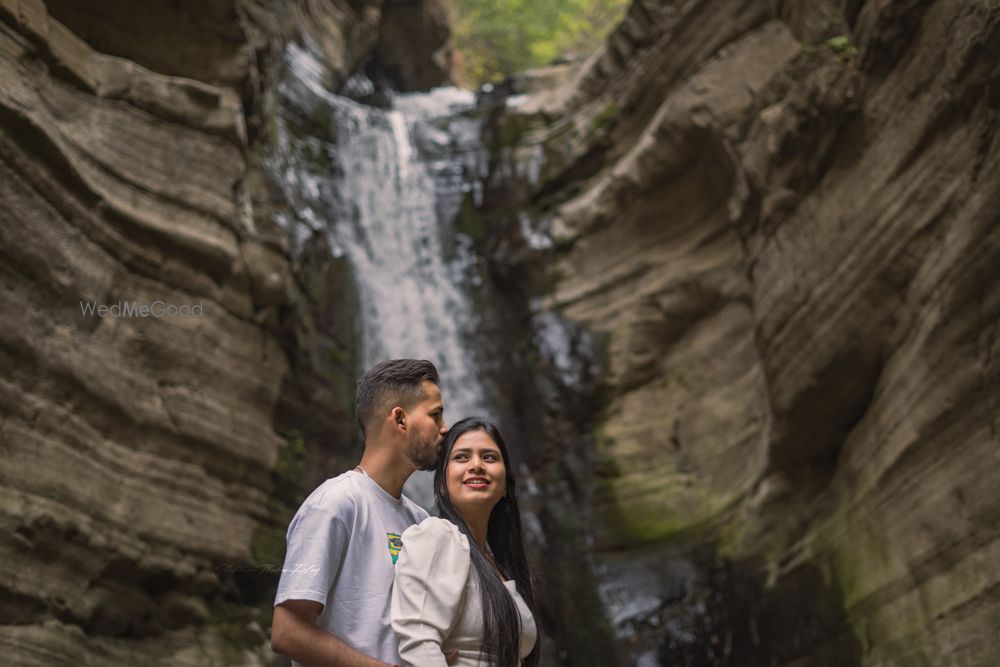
[406,434,440,471]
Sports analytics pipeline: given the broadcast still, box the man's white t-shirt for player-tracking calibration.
[275,470,429,666]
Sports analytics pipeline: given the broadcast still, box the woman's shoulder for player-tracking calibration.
[401,516,470,551]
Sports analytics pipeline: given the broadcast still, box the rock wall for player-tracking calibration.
[4,0,997,663]
[0,0,451,664]
[483,0,1000,664]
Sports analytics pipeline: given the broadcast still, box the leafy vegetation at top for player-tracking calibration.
[446,0,630,86]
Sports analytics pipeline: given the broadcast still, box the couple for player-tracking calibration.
[271,359,539,667]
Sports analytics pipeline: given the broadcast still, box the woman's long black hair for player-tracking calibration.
[434,417,540,667]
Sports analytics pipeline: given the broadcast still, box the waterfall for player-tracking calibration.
[269,42,490,508]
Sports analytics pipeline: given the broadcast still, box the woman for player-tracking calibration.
[391,417,539,667]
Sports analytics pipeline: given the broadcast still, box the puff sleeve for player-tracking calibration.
[391,517,471,667]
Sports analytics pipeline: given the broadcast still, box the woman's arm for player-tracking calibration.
[391,517,471,667]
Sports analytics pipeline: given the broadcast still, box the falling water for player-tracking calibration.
[270,42,490,507]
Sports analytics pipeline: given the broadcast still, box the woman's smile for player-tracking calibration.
[463,476,490,489]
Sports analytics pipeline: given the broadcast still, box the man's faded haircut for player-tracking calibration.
[356,359,439,436]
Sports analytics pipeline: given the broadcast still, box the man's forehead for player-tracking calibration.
[420,381,442,405]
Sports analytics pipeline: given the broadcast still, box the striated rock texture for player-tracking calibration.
[0,0,451,664]
[4,0,997,664]
[482,0,1000,664]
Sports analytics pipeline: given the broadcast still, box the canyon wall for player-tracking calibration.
[0,0,450,664]
[482,0,999,664]
[3,0,998,665]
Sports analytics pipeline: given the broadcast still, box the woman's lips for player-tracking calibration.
[463,478,489,488]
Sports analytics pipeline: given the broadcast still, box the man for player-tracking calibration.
[271,359,450,667]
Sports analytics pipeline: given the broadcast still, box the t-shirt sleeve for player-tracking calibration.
[391,517,471,667]
[274,502,351,608]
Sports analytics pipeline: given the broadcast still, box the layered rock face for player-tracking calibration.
[4,0,997,664]
[486,0,1000,664]
[0,0,450,664]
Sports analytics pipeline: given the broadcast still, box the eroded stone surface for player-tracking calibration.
[0,2,286,663]
[488,0,1000,664]
[0,0,441,663]
[4,0,998,664]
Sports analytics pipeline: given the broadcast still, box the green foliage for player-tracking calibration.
[826,35,850,51]
[826,34,858,60]
[446,0,630,86]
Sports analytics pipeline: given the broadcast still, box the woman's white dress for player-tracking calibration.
[391,517,537,666]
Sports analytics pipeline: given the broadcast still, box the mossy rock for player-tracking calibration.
[587,101,618,140]
[271,432,307,506]
[492,112,533,149]
[454,191,487,242]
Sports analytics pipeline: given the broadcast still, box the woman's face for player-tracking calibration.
[445,430,507,516]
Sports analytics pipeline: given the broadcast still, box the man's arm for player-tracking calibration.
[271,600,393,667]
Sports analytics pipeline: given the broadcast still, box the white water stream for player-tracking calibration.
[271,43,491,507]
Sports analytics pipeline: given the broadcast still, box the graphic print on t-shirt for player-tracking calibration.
[387,532,402,564]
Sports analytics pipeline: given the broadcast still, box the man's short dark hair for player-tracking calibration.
[356,359,440,436]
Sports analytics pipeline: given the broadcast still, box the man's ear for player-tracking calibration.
[391,406,406,431]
